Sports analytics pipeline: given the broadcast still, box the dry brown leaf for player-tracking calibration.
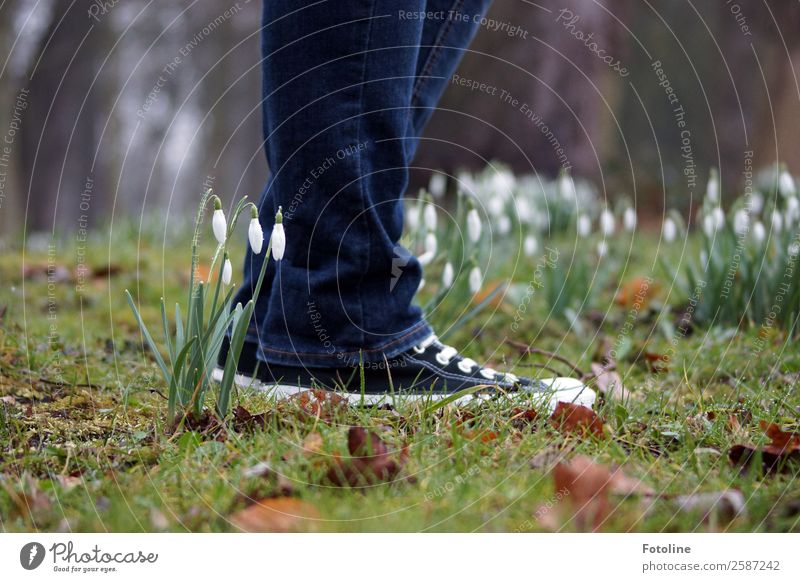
[324,426,408,487]
[549,402,606,438]
[729,420,800,474]
[288,390,349,422]
[301,432,324,455]
[615,276,657,308]
[590,362,628,401]
[229,497,319,532]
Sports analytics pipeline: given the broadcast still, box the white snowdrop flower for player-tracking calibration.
[429,173,446,198]
[406,208,420,231]
[498,214,512,235]
[596,240,608,258]
[712,206,725,229]
[523,235,538,257]
[705,169,719,203]
[787,197,800,225]
[558,172,576,200]
[424,203,437,230]
[752,221,766,244]
[468,266,482,294]
[488,196,505,217]
[789,242,800,257]
[515,197,533,223]
[222,258,232,285]
[211,197,227,244]
[779,169,796,198]
[623,207,637,231]
[418,278,426,292]
[442,262,454,288]
[417,252,434,266]
[467,208,482,243]
[702,214,715,238]
[424,232,437,255]
[271,206,286,261]
[733,209,750,236]
[599,209,615,236]
[750,192,764,214]
[662,217,677,243]
[248,205,263,254]
[771,210,783,234]
[577,214,591,238]
[491,171,515,197]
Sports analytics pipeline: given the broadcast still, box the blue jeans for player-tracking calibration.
[234,0,492,367]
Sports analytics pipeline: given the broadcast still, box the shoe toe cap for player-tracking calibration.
[536,377,597,411]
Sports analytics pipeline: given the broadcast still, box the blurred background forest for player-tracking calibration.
[1,0,799,238]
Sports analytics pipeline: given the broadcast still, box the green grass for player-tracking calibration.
[1,227,799,533]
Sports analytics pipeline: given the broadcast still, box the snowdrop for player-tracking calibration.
[558,172,576,201]
[498,214,512,235]
[417,251,434,266]
[515,197,534,223]
[491,171,515,197]
[429,173,446,198]
[424,202,437,230]
[577,214,591,238]
[779,168,796,198]
[271,206,286,261]
[623,207,637,231]
[222,258,232,285]
[424,232,437,255]
[749,192,764,214]
[248,205,263,254]
[488,196,505,217]
[712,206,725,229]
[523,235,538,257]
[789,242,800,258]
[771,210,783,234]
[705,169,719,203]
[467,207,482,243]
[442,262,454,288]
[406,205,420,230]
[596,240,608,258]
[733,209,750,236]
[468,266,482,294]
[212,196,227,244]
[787,197,800,226]
[599,209,615,236]
[702,214,715,238]
[752,221,766,244]
[662,217,677,242]
[418,278,426,292]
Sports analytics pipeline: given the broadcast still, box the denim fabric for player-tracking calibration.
[233,0,492,367]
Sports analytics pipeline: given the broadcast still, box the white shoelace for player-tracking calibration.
[413,335,519,383]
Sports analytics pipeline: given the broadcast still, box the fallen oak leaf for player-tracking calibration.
[229,497,319,532]
[549,402,606,438]
[729,420,800,474]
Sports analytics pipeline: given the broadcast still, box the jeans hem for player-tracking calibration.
[250,319,434,368]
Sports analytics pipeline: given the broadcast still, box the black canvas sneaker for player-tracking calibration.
[211,334,595,410]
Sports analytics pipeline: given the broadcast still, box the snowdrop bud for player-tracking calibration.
[558,172,576,200]
[516,197,533,223]
[787,197,800,224]
[623,207,637,231]
[248,205,263,254]
[596,240,608,258]
[406,204,420,230]
[271,206,286,261]
[702,214,715,238]
[789,242,800,257]
[600,209,615,236]
[750,192,764,214]
[418,278,426,292]
[752,221,766,244]
[468,266,482,294]
[467,208,482,243]
[662,217,677,243]
[498,214,512,235]
[429,173,446,198]
[211,197,227,244]
[523,235,538,257]
[442,262,454,288]
[705,169,719,203]
[733,209,750,235]
[424,232,437,255]
[771,210,783,234]
[488,196,505,217]
[417,251,434,266]
[712,207,725,229]
[577,214,591,238]
[779,168,796,198]
[424,203,437,230]
[491,171,516,197]
[222,258,232,285]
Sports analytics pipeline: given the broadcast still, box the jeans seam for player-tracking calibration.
[410,0,465,109]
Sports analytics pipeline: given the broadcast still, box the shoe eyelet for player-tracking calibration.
[435,352,451,366]
[457,360,474,374]
[479,369,496,380]
[412,345,425,354]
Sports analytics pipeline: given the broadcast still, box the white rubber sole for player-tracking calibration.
[212,367,596,411]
